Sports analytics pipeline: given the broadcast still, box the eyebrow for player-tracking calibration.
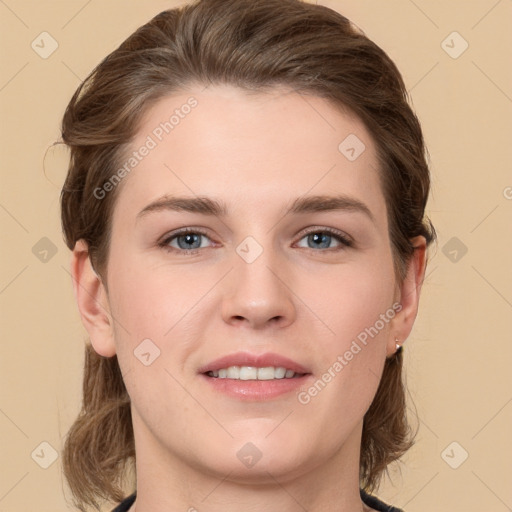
[136,194,375,224]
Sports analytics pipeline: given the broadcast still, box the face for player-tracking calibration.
[85,84,413,484]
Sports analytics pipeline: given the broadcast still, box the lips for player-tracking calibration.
[198,352,313,400]
[198,351,311,376]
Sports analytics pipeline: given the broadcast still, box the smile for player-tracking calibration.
[206,366,304,380]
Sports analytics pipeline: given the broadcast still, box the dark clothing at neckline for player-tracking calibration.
[111,489,404,511]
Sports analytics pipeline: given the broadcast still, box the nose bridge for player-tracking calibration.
[221,233,295,328]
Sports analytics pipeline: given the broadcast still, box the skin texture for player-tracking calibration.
[71,84,427,512]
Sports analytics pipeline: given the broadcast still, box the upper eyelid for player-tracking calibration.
[160,227,211,243]
[296,225,352,242]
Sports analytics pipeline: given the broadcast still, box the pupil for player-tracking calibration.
[310,233,330,249]
[179,233,200,249]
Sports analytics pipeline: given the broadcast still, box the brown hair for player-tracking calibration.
[59,0,436,509]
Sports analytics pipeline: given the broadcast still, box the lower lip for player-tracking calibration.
[199,373,312,401]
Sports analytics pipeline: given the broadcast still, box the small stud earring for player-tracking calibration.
[395,338,403,355]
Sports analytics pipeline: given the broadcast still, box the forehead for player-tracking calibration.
[111,84,385,223]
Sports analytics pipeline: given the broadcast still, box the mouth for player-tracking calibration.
[198,352,312,400]
[205,366,306,380]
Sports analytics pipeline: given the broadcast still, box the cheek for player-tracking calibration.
[105,252,220,390]
[298,256,395,412]
[105,258,200,417]
[107,253,204,339]
[316,256,396,349]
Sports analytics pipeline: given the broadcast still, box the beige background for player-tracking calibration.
[1,1,511,511]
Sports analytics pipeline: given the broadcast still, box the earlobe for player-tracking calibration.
[387,236,428,357]
[70,240,116,357]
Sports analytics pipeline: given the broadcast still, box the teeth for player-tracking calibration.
[240,366,258,380]
[257,367,275,380]
[274,367,286,379]
[227,366,240,379]
[207,366,301,380]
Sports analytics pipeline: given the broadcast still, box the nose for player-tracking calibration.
[221,244,296,330]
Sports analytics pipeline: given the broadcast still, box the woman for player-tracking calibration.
[60,0,436,510]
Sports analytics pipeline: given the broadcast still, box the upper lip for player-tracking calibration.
[198,352,311,375]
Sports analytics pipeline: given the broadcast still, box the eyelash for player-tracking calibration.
[158,227,353,255]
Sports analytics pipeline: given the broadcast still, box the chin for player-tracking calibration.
[195,432,318,484]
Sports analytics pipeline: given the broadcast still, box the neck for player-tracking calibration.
[129,413,370,512]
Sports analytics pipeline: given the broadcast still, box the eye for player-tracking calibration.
[158,226,353,255]
[159,228,214,254]
[295,227,353,251]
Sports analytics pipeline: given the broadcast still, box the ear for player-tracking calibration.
[70,239,116,357]
[386,236,428,357]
